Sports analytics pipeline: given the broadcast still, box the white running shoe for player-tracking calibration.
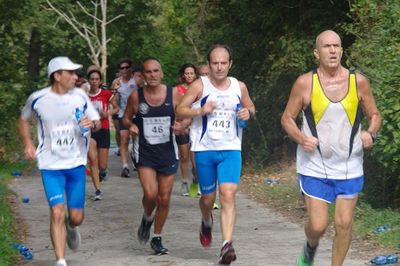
[181,182,189,196]
[94,190,103,201]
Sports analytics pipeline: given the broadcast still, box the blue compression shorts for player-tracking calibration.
[299,174,364,204]
[195,150,241,194]
[41,165,86,209]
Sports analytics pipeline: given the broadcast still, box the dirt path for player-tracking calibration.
[10,149,368,265]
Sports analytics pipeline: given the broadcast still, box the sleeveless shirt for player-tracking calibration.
[190,76,243,152]
[132,86,178,165]
[297,70,364,179]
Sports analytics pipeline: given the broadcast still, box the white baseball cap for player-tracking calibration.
[48,56,83,78]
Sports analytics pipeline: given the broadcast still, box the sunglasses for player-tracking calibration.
[120,66,130,70]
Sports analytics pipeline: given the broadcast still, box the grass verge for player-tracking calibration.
[0,162,32,266]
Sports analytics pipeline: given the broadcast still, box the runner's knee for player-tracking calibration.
[157,194,171,209]
[308,219,328,236]
[200,194,215,208]
[334,216,353,233]
[69,211,84,226]
[51,204,65,223]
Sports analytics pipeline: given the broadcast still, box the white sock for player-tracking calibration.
[222,240,230,247]
[203,217,213,227]
[123,164,128,169]
[56,258,67,266]
[143,213,154,222]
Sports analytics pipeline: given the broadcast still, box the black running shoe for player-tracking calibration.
[150,236,168,255]
[297,241,317,266]
[121,167,130,178]
[137,217,153,244]
[99,169,108,182]
[218,241,237,265]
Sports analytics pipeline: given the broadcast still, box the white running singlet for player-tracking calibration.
[21,87,100,170]
[117,78,137,118]
[190,76,243,152]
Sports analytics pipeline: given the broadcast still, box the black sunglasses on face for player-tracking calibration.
[120,66,130,70]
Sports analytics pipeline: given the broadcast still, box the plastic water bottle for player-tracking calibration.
[22,197,30,203]
[236,104,247,128]
[11,170,22,177]
[370,254,398,265]
[75,108,89,135]
[12,243,34,260]
[386,255,399,264]
[373,224,391,233]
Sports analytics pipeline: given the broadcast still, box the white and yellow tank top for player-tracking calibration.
[297,70,364,179]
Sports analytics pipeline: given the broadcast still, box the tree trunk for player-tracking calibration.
[27,28,41,89]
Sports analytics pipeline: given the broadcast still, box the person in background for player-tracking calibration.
[174,63,197,196]
[196,64,209,76]
[111,72,121,156]
[127,66,146,171]
[132,66,145,89]
[75,68,90,93]
[111,59,138,177]
[87,67,119,199]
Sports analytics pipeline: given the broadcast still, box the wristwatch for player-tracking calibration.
[368,131,377,143]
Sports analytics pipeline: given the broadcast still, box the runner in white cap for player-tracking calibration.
[19,56,100,266]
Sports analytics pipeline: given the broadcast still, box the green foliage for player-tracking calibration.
[0,165,24,266]
[343,0,400,207]
[197,1,351,165]
[0,0,34,162]
[263,182,300,206]
[354,201,400,248]
[0,185,18,266]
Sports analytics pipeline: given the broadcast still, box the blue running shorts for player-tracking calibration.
[299,174,364,203]
[41,165,86,209]
[195,150,241,194]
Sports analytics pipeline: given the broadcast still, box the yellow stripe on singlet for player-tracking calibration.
[311,73,331,125]
[341,74,358,126]
[311,72,358,126]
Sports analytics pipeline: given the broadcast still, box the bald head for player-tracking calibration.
[315,30,342,49]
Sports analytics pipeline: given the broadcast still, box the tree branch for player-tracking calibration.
[77,1,101,23]
[106,14,125,25]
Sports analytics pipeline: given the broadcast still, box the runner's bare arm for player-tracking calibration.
[176,79,215,119]
[173,87,191,133]
[111,77,121,90]
[238,81,255,120]
[123,91,139,136]
[357,74,382,149]
[281,73,318,152]
[109,95,120,117]
[18,118,36,160]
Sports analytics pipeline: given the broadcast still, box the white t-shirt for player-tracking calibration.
[117,78,137,118]
[21,87,100,170]
[190,76,243,151]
